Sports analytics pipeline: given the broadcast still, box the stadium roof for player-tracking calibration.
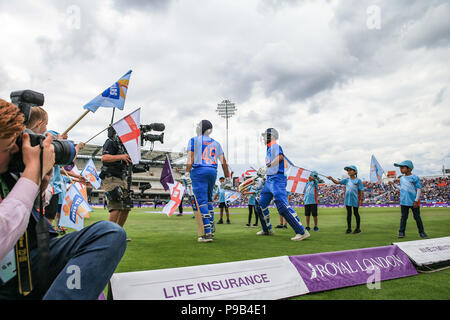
[77,144,186,166]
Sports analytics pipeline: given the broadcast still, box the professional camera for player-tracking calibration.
[10,89,44,124]
[139,182,152,194]
[9,90,76,173]
[140,123,165,145]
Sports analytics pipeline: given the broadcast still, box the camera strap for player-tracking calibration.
[35,142,51,294]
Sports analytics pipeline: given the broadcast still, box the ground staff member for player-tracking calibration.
[101,126,132,233]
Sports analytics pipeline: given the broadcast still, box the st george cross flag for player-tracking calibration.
[240,168,257,182]
[162,181,185,216]
[83,70,132,113]
[286,166,311,194]
[160,154,174,191]
[112,108,141,164]
[81,158,102,190]
[370,154,385,184]
[59,184,93,231]
[225,190,241,205]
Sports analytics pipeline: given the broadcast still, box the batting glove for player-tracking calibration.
[182,173,191,186]
[257,167,268,177]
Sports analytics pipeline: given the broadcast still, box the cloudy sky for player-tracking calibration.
[1,0,449,180]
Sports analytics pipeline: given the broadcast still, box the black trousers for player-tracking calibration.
[346,206,360,230]
[399,205,424,234]
[248,205,258,225]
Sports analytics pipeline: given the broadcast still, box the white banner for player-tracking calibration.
[393,236,450,267]
[110,256,309,300]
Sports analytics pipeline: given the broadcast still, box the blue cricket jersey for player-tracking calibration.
[340,177,364,207]
[304,179,319,205]
[265,141,285,176]
[399,175,421,206]
[215,185,226,203]
[187,135,224,170]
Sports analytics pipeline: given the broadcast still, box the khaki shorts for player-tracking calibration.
[102,176,129,211]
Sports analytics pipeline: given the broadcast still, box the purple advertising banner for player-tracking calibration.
[289,245,418,293]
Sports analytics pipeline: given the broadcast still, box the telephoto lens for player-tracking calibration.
[8,129,76,173]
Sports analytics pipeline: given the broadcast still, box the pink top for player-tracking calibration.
[0,177,39,262]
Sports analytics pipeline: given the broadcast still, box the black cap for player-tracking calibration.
[199,120,213,135]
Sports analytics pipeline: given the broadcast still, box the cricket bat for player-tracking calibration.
[182,178,205,237]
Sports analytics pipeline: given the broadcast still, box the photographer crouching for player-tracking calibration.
[0,98,126,299]
[100,126,132,237]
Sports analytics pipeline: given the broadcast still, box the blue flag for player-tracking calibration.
[83,70,132,113]
[225,190,241,205]
[81,158,102,190]
[370,154,385,184]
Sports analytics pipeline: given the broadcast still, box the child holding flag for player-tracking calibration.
[389,160,428,238]
[243,182,259,227]
[328,165,364,234]
[214,177,231,224]
[304,171,320,232]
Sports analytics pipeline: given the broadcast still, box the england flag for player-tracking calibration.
[162,181,186,216]
[112,108,141,164]
[286,166,311,194]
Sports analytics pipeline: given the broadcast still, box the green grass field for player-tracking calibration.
[82,206,450,300]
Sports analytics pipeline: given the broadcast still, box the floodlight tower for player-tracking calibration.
[216,99,237,161]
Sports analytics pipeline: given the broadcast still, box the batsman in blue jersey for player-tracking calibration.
[183,120,230,242]
[256,128,310,241]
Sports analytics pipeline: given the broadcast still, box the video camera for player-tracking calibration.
[106,121,165,209]
[9,90,76,173]
[140,123,165,145]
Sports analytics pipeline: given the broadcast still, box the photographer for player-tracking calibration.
[0,100,55,262]
[0,98,127,299]
[101,126,132,233]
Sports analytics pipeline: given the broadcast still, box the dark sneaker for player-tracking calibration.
[57,226,66,235]
[353,228,361,234]
[419,232,428,238]
[275,224,284,229]
[227,220,231,224]
[252,223,258,227]
[246,223,250,227]
[217,220,223,224]
[398,232,405,238]
[306,226,311,231]
[283,225,288,229]
[346,229,352,234]
[313,227,319,232]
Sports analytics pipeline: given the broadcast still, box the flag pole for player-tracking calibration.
[61,109,90,136]
[111,108,116,124]
[84,127,108,144]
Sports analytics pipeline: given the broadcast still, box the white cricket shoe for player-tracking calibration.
[256,230,274,236]
[291,230,310,241]
[198,235,213,243]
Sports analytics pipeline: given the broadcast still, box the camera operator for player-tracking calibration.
[101,126,132,234]
[0,98,127,300]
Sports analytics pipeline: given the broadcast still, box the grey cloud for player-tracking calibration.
[432,87,447,106]
[35,1,116,67]
[331,0,449,68]
[112,0,172,13]
[403,2,450,50]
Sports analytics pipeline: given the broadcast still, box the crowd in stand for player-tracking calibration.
[224,176,449,206]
